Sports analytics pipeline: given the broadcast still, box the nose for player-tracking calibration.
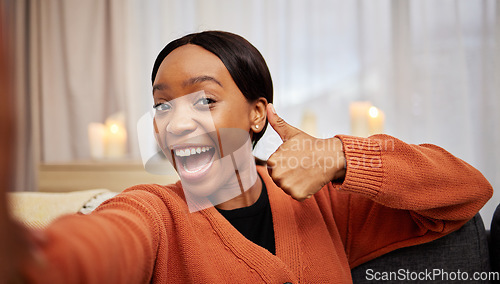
[166,111,198,136]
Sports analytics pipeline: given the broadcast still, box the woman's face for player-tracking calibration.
[152,44,262,199]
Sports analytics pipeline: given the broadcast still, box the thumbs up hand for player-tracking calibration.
[266,104,346,201]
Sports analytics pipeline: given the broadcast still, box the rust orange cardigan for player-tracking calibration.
[23,135,493,283]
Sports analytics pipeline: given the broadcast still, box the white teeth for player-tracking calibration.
[175,147,212,157]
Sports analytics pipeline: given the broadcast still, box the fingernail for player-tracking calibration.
[269,103,276,114]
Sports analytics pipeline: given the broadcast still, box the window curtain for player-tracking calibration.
[11,0,500,226]
[2,0,37,192]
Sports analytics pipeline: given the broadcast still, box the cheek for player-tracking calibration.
[153,118,171,159]
[153,118,164,143]
[211,102,253,130]
[213,112,251,131]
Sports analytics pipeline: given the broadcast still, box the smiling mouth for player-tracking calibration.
[173,146,216,174]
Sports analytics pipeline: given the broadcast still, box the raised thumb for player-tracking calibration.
[267,103,301,141]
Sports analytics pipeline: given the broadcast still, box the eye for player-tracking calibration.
[195,97,216,106]
[153,102,171,111]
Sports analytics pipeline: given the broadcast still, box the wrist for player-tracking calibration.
[322,137,346,181]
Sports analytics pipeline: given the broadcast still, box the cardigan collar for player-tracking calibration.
[198,166,302,282]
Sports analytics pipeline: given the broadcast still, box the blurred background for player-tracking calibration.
[1,0,499,227]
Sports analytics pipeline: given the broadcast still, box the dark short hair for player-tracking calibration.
[151,31,273,147]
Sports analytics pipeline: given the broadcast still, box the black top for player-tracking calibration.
[217,178,276,255]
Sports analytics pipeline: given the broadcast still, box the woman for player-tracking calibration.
[17,31,492,283]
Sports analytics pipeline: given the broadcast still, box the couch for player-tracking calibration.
[8,189,117,229]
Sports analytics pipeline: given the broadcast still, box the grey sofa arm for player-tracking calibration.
[351,214,490,283]
[490,204,500,274]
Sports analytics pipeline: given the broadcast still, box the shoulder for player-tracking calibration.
[96,181,190,216]
[122,181,184,199]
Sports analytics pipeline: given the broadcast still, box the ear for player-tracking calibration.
[250,98,267,133]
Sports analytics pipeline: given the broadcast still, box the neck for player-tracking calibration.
[214,174,263,210]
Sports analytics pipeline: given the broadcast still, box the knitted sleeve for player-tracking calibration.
[22,187,168,283]
[330,134,493,268]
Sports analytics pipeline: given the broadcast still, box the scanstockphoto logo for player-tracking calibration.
[137,91,257,213]
[365,268,500,282]
[263,134,393,174]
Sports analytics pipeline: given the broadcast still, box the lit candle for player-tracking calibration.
[88,123,106,159]
[105,119,127,159]
[349,101,371,137]
[368,106,385,135]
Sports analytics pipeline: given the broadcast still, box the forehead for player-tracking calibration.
[155,44,228,84]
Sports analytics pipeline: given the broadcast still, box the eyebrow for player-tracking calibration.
[152,83,168,94]
[182,75,223,88]
[152,75,223,96]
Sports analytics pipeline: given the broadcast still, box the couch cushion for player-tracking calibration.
[8,189,110,229]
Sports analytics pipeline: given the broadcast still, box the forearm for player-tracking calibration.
[22,192,162,283]
[336,134,492,220]
[331,134,492,267]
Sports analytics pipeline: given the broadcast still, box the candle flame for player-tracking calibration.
[368,106,379,118]
[110,123,119,134]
